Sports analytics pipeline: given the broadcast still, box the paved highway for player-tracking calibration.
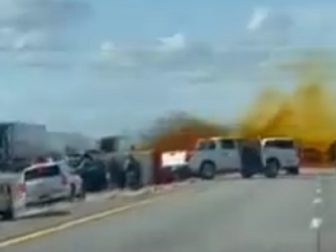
[2,171,336,252]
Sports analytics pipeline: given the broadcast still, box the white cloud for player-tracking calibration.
[92,4,336,84]
[158,33,186,52]
[0,0,91,67]
[246,4,336,48]
[100,41,116,54]
[247,7,270,31]
[14,30,62,51]
[0,0,91,32]
[247,7,293,46]
[95,34,271,83]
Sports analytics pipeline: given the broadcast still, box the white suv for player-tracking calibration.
[23,161,84,207]
[188,137,242,179]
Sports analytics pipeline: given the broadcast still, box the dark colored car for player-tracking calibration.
[75,159,108,192]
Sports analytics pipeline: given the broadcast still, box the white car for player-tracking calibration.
[23,161,85,207]
[188,137,300,179]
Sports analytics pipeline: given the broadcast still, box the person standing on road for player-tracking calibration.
[123,153,142,190]
[108,157,125,189]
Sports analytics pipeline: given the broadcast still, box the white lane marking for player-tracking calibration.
[313,197,323,205]
[0,199,153,248]
[310,218,323,230]
[316,188,322,195]
[316,177,322,187]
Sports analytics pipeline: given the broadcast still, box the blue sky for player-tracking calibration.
[0,0,335,137]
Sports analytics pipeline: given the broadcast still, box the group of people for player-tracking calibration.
[108,154,143,190]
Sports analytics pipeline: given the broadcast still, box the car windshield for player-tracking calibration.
[24,165,61,181]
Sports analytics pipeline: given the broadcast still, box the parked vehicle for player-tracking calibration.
[188,137,300,179]
[23,161,84,207]
[188,137,241,179]
[0,123,49,172]
[0,173,26,220]
[161,151,192,180]
[74,157,108,192]
[261,138,300,175]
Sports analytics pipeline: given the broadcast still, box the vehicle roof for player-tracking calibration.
[208,137,242,142]
[261,137,294,142]
[23,160,64,172]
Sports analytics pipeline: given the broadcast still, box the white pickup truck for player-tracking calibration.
[188,137,300,179]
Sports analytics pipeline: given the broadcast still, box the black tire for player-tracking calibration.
[265,159,279,178]
[287,167,300,175]
[2,207,15,220]
[200,161,216,180]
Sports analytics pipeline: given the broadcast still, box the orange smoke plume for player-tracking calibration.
[144,56,336,165]
[238,56,336,162]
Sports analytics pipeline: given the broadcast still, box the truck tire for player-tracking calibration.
[2,206,15,220]
[200,161,216,180]
[287,167,300,175]
[265,159,279,178]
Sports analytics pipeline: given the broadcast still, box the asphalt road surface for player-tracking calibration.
[3,171,336,252]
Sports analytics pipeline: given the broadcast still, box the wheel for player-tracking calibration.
[2,206,15,220]
[241,170,253,179]
[200,162,216,180]
[265,159,279,178]
[287,167,299,175]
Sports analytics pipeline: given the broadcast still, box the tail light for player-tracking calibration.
[61,174,68,186]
